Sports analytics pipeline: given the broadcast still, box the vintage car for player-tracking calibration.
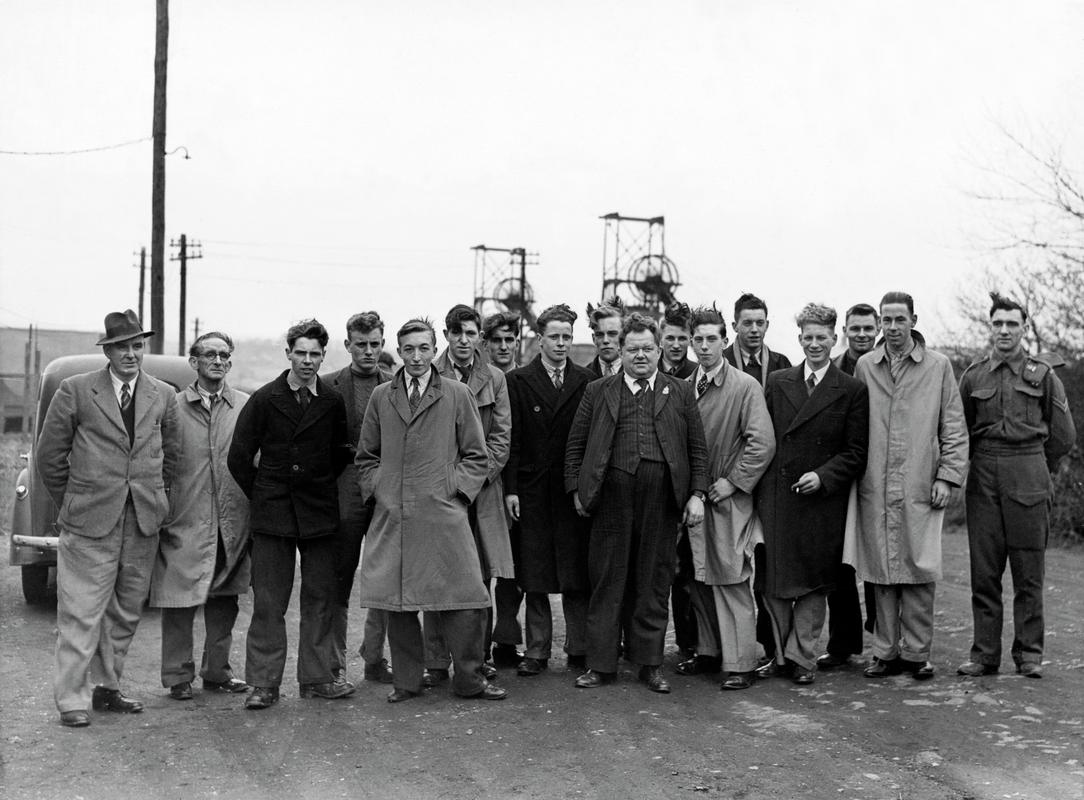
[9,353,192,603]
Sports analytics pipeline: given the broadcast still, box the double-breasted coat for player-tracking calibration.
[226,370,351,538]
[150,382,251,607]
[504,356,593,593]
[434,350,513,579]
[847,340,968,584]
[356,367,491,611]
[756,364,869,599]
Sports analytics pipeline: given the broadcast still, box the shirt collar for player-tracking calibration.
[286,371,319,395]
[988,348,1025,374]
[623,370,658,393]
[695,360,725,386]
[803,361,830,384]
[404,366,433,396]
[600,358,621,376]
[108,368,137,401]
[739,346,763,366]
[540,353,565,376]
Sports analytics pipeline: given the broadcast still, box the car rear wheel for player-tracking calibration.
[21,564,56,605]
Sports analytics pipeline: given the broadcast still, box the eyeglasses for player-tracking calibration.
[198,351,232,362]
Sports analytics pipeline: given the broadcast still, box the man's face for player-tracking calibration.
[661,324,691,368]
[444,320,480,367]
[484,325,518,370]
[345,329,384,375]
[692,323,727,371]
[190,336,232,386]
[799,323,837,370]
[844,313,879,357]
[398,331,436,378]
[621,329,660,379]
[733,309,769,353]
[592,316,622,364]
[104,337,145,380]
[538,320,573,365]
[286,336,325,383]
[880,302,916,352]
[990,309,1027,356]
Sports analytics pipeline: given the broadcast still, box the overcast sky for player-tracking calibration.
[2,2,1081,359]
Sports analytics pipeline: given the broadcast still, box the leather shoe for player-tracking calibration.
[720,672,753,691]
[203,677,249,693]
[863,657,902,678]
[423,668,450,688]
[300,680,356,699]
[244,686,279,710]
[363,658,394,683]
[492,644,523,667]
[676,655,722,675]
[169,681,193,701]
[1017,662,1043,679]
[816,652,852,670]
[91,687,143,713]
[481,660,498,680]
[387,687,421,703]
[575,669,614,689]
[957,661,998,677]
[902,660,935,681]
[792,666,816,685]
[517,657,548,676]
[59,710,90,727]
[638,665,671,694]
[466,683,507,701]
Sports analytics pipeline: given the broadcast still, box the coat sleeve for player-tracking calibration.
[356,392,382,504]
[454,390,490,502]
[226,394,262,498]
[935,359,970,487]
[726,383,776,494]
[503,372,521,495]
[813,382,869,496]
[564,382,595,494]
[34,376,78,509]
[485,368,511,483]
[1044,370,1076,468]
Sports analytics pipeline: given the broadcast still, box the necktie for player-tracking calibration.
[806,374,817,396]
[297,385,311,412]
[606,362,618,377]
[119,382,131,411]
[458,364,472,384]
[696,373,709,398]
[747,355,760,369]
[552,368,563,390]
[635,378,649,395]
[208,392,219,413]
[409,377,421,413]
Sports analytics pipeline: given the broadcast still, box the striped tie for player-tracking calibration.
[120,382,131,411]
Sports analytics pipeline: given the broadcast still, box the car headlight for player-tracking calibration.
[15,483,28,500]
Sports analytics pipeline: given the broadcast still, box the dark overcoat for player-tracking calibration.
[327,364,392,528]
[227,370,350,538]
[755,364,868,598]
[723,342,792,386]
[504,356,593,592]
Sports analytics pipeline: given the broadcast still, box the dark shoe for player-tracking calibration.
[565,654,586,671]
[492,644,524,667]
[203,677,249,693]
[59,710,90,727]
[902,660,935,681]
[363,658,394,683]
[816,652,852,670]
[720,672,754,691]
[575,669,615,689]
[676,655,721,675]
[423,668,450,688]
[91,687,143,713]
[755,660,790,680]
[957,661,999,677]
[465,683,507,701]
[517,657,548,676]
[387,687,421,703]
[244,686,279,710]
[863,657,902,678]
[481,660,499,680]
[1017,662,1043,679]
[169,681,193,701]
[300,680,356,699]
[792,666,816,685]
[638,665,671,694]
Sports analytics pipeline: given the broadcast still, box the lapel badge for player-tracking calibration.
[662,385,670,395]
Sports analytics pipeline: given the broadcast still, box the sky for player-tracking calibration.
[2,1,1082,361]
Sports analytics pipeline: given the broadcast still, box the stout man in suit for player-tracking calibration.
[566,313,708,693]
[36,310,178,727]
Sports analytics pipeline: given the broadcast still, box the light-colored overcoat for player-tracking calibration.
[847,340,969,584]
[434,349,513,578]
[150,383,251,607]
[356,367,491,611]
[688,363,775,585]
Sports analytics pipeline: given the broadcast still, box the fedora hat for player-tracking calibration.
[96,309,155,346]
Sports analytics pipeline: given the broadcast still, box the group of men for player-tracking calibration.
[37,289,1074,727]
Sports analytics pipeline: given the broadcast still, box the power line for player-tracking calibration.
[0,136,152,157]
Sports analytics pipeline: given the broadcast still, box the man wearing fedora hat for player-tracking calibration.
[36,309,180,727]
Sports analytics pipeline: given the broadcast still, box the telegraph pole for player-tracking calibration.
[171,234,202,355]
[136,246,147,324]
[150,0,168,353]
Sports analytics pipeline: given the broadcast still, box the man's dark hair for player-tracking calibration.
[586,296,625,331]
[733,292,768,320]
[444,304,482,333]
[377,350,396,367]
[661,301,693,334]
[346,311,384,337]
[397,317,437,345]
[879,291,915,315]
[286,319,329,349]
[690,303,727,332]
[188,330,234,358]
[618,312,660,346]
[844,303,878,323]
[536,304,577,334]
[988,291,1028,321]
[482,311,521,340]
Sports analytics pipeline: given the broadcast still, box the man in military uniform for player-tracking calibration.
[957,293,1075,679]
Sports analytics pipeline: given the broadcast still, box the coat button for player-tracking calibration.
[534,405,541,412]
[291,465,300,472]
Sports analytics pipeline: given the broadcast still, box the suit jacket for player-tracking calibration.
[660,357,698,380]
[723,342,792,387]
[327,364,392,526]
[565,371,709,514]
[504,356,593,592]
[227,370,350,538]
[755,364,868,598]
[36,367,179,538]
[586,356,621,379]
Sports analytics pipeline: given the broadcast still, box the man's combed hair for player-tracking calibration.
[879,291,915,315]
[188,331,234,358]
[346,311,384,336]
[586,296,626,331]
[619,312,660,345]
[661,301,693,333]
[988,291,1028,321]
[482,311,521,340]
[733,292,768,320]
[535,304,577,333]
[795,303,837,329]
[286,319,329,349]
[690,303,727,331]
[397,317,437,344]
[444,304,481,332]
[844,303,877,322]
